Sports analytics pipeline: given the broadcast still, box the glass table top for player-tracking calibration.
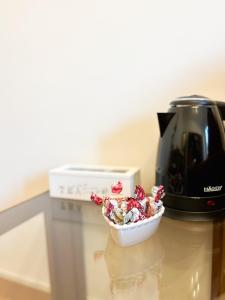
[0,192,225,300]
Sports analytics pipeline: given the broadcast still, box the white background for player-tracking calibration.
[0,0,224,292]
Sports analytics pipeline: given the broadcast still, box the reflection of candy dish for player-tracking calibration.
[102,205,165,247]
[102,234,164,297]
[109,271,151,296]
[104,233,164,278]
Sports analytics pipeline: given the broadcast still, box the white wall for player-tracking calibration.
[0,0,225,291]
[1,0,225,205]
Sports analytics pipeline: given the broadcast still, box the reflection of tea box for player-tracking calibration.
[49,165,140,201]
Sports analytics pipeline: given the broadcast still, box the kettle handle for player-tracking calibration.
[216,101,225,120]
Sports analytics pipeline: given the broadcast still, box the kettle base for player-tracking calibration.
[164,206,225,221]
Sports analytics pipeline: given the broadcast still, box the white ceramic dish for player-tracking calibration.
[102,206,165,247]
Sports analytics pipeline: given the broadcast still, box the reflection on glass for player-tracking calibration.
[157,217,213,300]
[102,234,163,299]
[0,194,225,299]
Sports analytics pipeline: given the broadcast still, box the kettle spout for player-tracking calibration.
[157,113,175,137]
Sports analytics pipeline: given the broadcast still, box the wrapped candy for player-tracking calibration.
[134,185,145,200]
[151,185,165,202]
[90,193,103,205]
[111,181,123,194]
[90,182,165,225]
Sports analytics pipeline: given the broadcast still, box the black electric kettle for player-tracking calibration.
[156,95,225,220]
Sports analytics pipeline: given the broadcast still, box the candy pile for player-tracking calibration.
[90,182,165,225]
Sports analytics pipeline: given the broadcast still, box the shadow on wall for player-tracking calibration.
[98,115,158,193]
[7,173,48,208]
[98,61,225,192]
[22,173,48,200]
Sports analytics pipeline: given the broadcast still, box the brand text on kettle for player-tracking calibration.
[204,186,223,192]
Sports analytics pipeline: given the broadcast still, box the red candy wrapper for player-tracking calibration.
[134,185,145,200]
[152,185,165,202]
[105,200,114,217]
[126,198,142,211]
[111,181,123,194]
[90,193,103,205]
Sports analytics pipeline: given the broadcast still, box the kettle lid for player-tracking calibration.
[170,95,215,106]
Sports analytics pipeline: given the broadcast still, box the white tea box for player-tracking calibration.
[49,165,140,201]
